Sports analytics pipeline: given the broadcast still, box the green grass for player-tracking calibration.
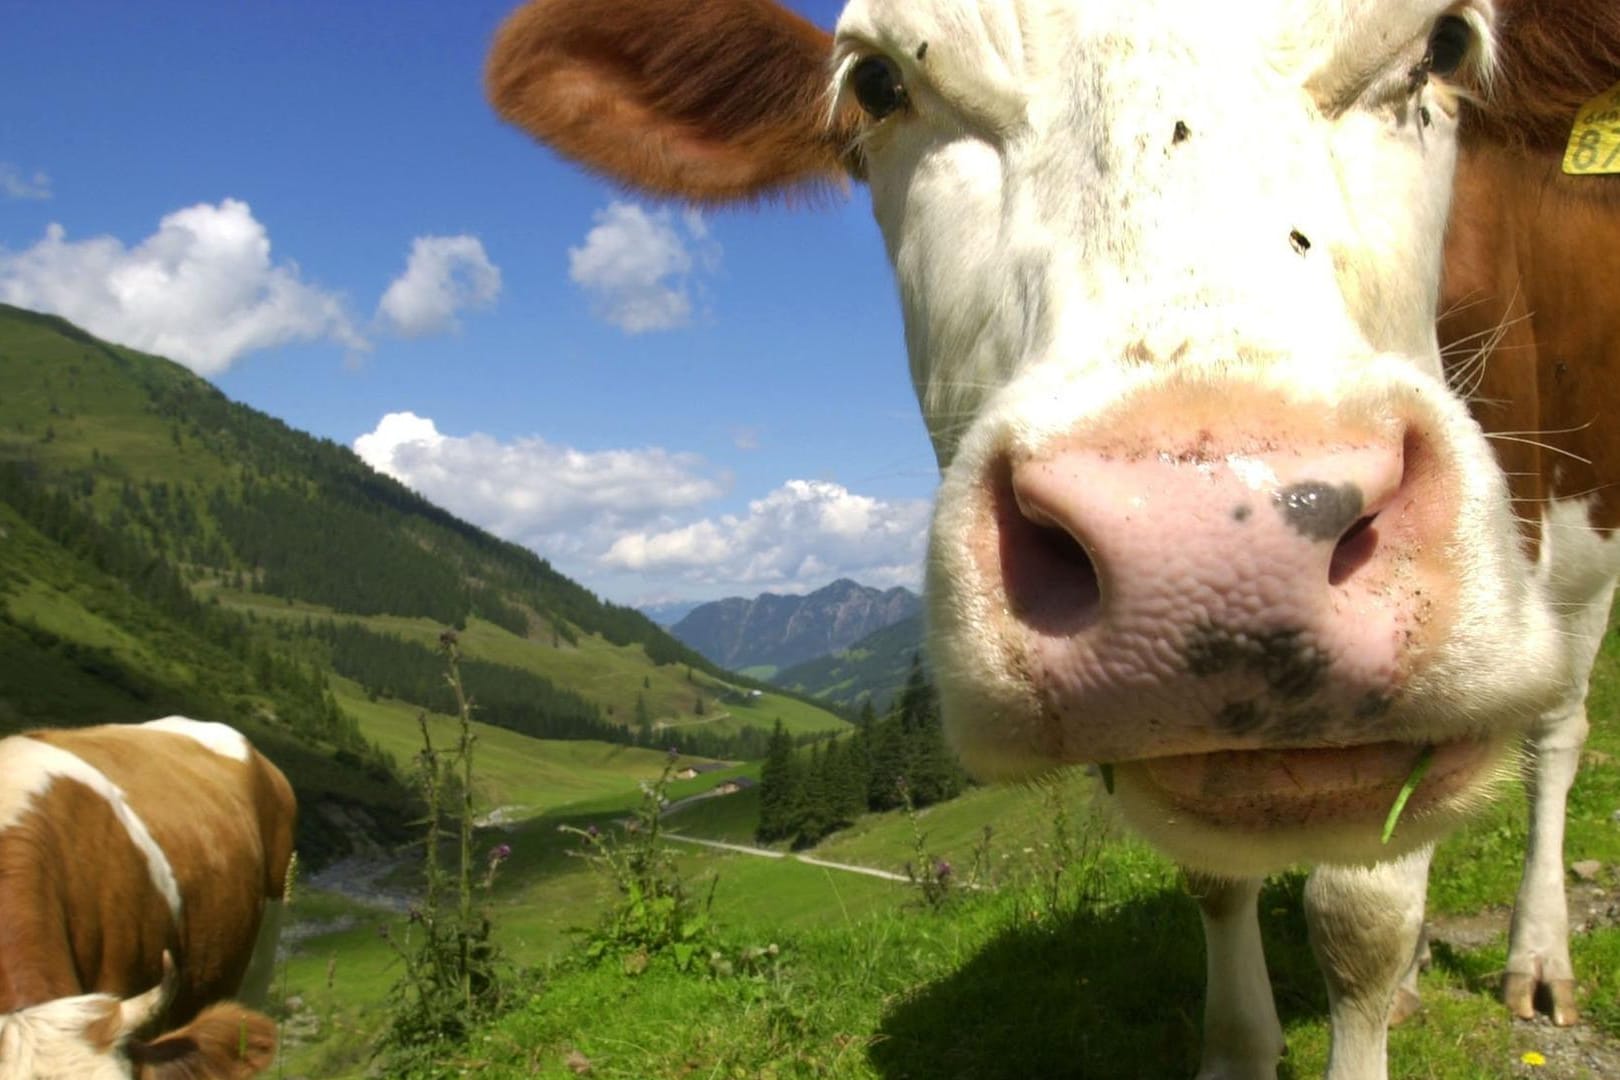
[333,676,726,818]
[666,784,764,844]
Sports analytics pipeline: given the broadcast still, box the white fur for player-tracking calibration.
[0,993,143,1080]
[0,736,183,920]
[141,715,252,762]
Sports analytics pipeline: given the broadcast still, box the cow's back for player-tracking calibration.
[0,720,295,1024]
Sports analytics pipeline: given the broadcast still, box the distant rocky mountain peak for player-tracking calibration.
[669,579,921,671]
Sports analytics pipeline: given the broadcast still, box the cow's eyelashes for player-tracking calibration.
[851,55,909,120]
[1424,15,1473,79]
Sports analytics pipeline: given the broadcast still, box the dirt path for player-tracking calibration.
[663,832,912,882]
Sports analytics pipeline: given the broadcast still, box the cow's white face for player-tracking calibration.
[0,981,165,1080]
[832,0,1566,873]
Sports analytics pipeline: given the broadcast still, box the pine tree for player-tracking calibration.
[894,652,964,806]
[757,720,797,842]
[842,728,871,820]
[634,693,653,745]
[792,743,831,845]
[867,708,909,811]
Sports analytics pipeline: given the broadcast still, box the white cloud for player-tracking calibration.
[0,199,365,374]
[0,164,51,200]
[376,234,501,337]
[568,201,718,334]
[355,413,929,597]
[602,479,930,591]
[353,411,728,553]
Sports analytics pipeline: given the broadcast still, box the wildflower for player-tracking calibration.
[587,824,600,838]
[483,843,513,889]
[407,905,424,924]
[934,859,953,881]
[1520,1051,1546,1068]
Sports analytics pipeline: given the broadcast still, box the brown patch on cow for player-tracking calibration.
[0,726,296,1039]
[486,0,861,202]
[1442,142,1620,542]
[0,775,175,1014]
[128,1002,277,1080]
[1462,1,1620,154]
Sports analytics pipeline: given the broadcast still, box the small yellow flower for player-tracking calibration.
[1520,1051,1546,1067]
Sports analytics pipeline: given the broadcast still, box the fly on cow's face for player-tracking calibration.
[1406,57,1432,97]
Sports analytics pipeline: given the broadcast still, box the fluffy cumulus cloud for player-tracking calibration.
[375,234,501,337]
[568,202,718,334]
[353,411,728,555]
[0,199,365,374]
[0,163,51,200]
[355,413,928,595]
[602,479,931,590]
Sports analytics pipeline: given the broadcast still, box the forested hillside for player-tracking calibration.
[0,304,846,860]
[773,612,926,711]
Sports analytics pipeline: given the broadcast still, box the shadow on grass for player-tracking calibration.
[870,875,1326,1079]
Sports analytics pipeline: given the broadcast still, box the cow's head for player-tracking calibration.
[488,0,1567,874]
[0,958,276,1080]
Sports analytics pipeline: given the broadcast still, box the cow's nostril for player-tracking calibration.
[995,464,1103,634]
[1329,515,1379,586]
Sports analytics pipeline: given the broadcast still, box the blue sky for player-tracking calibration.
[0,0,937,607]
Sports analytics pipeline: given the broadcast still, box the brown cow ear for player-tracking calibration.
[128,1003,277,1080]
[486,0,861,203]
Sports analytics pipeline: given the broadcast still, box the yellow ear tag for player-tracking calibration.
[1564,81,1620,175]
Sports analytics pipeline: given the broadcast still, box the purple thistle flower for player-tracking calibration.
[587,824,600,838]
[489,843,512,863]
[935,859,953,880]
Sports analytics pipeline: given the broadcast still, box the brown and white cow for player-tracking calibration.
[0,718,295,1079]
[484,1,1620,1077]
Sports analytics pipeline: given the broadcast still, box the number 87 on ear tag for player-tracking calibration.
[1564,81,1620,175]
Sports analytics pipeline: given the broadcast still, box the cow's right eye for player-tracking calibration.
[851,55,908,119]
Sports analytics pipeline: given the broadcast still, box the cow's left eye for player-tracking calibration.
[851,55,909,119]
[1425,14,1474,78]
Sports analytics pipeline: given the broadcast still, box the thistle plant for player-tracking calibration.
[376,631,516,1065]
[560,750,717,973]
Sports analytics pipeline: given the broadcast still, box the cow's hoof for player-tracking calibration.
[1388,986,1423,1027]
[1502,972,1580,1026]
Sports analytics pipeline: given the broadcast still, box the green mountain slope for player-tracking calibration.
[773,612,926,712]
[0,304,847,859]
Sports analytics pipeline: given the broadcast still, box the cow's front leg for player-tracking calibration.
[1502,703,1590,1025]
[1503,564,1616,1023]
[1188,871,1284,1080]
[1305,845,1432,1080]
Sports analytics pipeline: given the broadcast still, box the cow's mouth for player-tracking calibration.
[1121,737,1500,832]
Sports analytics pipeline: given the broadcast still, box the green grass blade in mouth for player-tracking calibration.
[1099,762,1115,795]
[1380,745,1436,845]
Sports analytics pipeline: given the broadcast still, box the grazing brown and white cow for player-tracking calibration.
[485,1,1620,1076]
[0,718,294,1079]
